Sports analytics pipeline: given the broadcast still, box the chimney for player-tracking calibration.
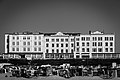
[89,30,91,34]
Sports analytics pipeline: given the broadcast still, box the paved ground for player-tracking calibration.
[0,73,120,80]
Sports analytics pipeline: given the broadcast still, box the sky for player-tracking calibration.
[0,0,120,53]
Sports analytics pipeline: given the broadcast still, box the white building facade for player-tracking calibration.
[4,31,116,59]
[43,32,78,59]
[74,31,115,59]
[4,32,44,60]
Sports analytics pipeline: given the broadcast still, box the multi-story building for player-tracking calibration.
[74,31,115,59]
[4,30,116,59]
[4,32,44,60]
[43,32,79,59]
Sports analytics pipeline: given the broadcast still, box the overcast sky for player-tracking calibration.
[0,0,120,53]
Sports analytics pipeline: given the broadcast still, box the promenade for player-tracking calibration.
[1,73,120,80]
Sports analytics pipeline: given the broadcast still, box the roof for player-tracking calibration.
[44,32,81,36]
[5,31,114,36]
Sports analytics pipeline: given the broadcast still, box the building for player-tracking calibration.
[3,30,116,59]
[4,31,44,60]
[44,32,80,59]
[74,31,115,59]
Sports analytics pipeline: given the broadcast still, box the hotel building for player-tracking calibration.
[4,31,116,59]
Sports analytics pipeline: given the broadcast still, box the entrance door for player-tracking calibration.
[21,54,25,58]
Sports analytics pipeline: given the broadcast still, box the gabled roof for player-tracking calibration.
[56,32,64,36]
[51,32,69,36]
[44,32,81,36]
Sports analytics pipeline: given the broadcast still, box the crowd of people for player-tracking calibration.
[0,63,118,79]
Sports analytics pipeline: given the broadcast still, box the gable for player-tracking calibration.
[55,32,64,36]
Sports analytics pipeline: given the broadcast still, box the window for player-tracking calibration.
[16,48,19,51]
[56,39,59,42]
[13,37,15,40]
[38,47,41,51]
[77,42,79,46]
[93,37,97,41]
[45,54,49,58]
[27,37,30,40]
[81,37,85,41]
[105,42,108,46]
[52,49,54,53]
[27,48,30,51]
[76,38,79,41]
[92,48,97,52]
[17,37,19,40]
[52,44,54,47]
[28,42,30,45]
[92,42,94,46]
[52,39,54,42]
[87,48,89,52]
[61,49,63,53]
[61,39,64,42]
[57,44,59,47]
[34,42,37,45]
[98,37,102,41]
[98,37,100,41]
[98,48,102,52]
[66,49,68,53]
[98,42,102,46]
[23,37,26,40]
[34,47,37,51]
[92,37,94,41]
[38,42,41,45]
[12,42,15,45]
[105,37,108,41]
[17,42,19,45]
[46,49,49,53]
[66,44,68,47]
[23,42,26,45]
[71,43,74,47]
[34,36,37,40]
[71,38,74,42]
[61,44,63,47]
[95,37,97,41]
[87,42,89,46]
[32,54,36,58]
[82,48,85,52]
[82,42,85,46]
[76,55,79,58]
[10,54,14,58]
[77,48,79,52]
[65,39,68,42]
[110,42,113,46]
[101,37,102,41]
[12,48,15,51]
[110,37,113,41]
[86,37,90,41]
[46,43,49,47]
[93,42,97,46]
[110,48,113,52]
[71,49,74,53]
[46,39,49,42]
[39,36,41,40]
[56,49,59,53]
[105,48,108,52]
[23,48,26,51]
